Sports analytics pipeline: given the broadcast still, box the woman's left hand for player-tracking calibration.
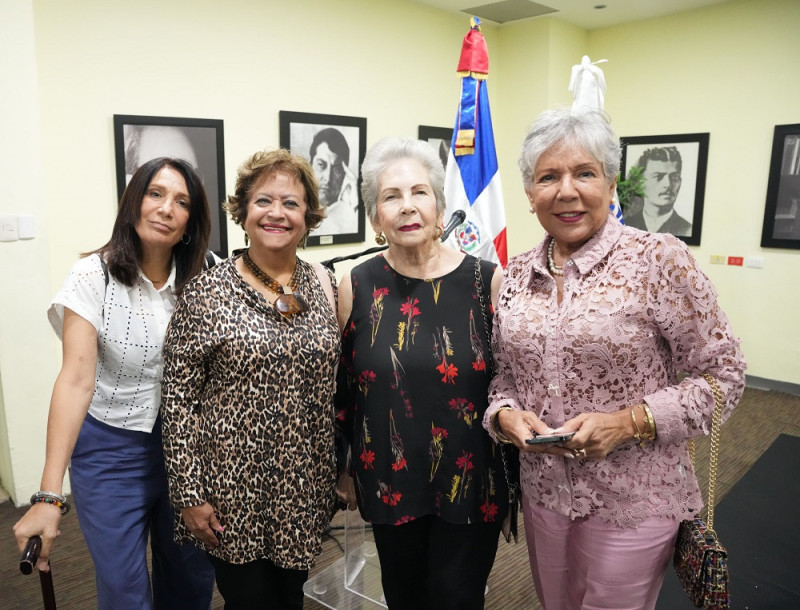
[335,473,358,511]
[558,410,632,459]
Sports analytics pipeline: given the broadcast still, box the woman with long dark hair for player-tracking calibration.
[13,157,216,609]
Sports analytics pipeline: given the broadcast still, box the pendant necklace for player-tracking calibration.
[242,251,309,318]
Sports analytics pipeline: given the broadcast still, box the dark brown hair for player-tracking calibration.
[87,157,211,292]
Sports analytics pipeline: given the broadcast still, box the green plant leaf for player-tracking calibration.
[617,165,645,209]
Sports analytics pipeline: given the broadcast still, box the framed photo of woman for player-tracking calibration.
[113,114,228,256]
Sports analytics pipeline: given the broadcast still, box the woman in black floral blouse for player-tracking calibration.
[335,137,507,610]
[161,149,340,610]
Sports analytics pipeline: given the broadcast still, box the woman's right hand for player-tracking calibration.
[18,307,99,572]
[496,409,574,459]
[180,502,223,549]
[13,502,63,572]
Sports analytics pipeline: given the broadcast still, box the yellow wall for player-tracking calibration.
[32,0,476,288]
[1,0,797,504]
[493,18,588,255]
[495,0,800,387]
[589,0,800,385]
[0,0,60,506]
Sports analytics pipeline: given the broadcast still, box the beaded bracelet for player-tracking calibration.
[30,491,71,515]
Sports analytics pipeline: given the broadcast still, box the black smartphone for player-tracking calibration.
[525,432,576,445]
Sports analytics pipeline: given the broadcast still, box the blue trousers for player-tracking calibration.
[70,414,215,610]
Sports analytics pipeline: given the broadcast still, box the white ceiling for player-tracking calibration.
[413,0,735,29]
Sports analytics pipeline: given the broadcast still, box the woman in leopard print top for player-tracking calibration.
[162,149,340,609]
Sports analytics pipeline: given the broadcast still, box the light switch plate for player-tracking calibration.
[0,215,18,242]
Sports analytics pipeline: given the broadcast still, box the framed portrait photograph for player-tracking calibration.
[760,123,800,249]
[113,114,228,257]
[620,133,709,246]
[418,125,453,170]
[279,111,366,246]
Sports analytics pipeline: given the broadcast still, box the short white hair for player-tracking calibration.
[519,107,621,187]
[360,137,446,223]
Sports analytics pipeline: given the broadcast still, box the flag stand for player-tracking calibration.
[302,510,386,609]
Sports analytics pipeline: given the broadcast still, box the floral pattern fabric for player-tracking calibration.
[336,254,508,527]
[482,214,747,528]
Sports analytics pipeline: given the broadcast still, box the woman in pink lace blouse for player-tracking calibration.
[482,107,746,610]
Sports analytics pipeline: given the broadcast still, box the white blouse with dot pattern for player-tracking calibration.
[48,254,177,433]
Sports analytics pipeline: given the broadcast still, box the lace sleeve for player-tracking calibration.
[483,257,527,441]
[642,236,746,444]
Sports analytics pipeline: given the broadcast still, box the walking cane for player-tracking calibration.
[19,535,58,610]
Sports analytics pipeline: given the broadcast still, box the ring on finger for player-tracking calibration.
[573,448,587,458]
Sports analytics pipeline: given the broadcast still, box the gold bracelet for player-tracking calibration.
[492,407,515,444]
[641,403,657,440]
[631,406,644,445]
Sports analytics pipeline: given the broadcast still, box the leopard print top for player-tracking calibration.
[161,255,340,568]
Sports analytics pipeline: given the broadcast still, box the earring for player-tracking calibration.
[244,232,250,247]
[433,226,444,240]
[529,207,536,214]
[375,232,386,245]
[180,233,191,245]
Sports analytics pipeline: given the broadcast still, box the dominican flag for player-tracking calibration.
[443,19,507,267]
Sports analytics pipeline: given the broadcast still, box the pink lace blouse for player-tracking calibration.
[482,215,746,527]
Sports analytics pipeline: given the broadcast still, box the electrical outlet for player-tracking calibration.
[728,256,743,266]
[745,256,764,268]
[710,255,726,264]
[17,215,35,240]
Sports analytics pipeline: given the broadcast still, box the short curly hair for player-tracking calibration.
[224,149,325,237]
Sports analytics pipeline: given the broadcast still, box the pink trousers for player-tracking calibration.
[523,500,679,610]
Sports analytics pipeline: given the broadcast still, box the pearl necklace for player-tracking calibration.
[547,238,564,276]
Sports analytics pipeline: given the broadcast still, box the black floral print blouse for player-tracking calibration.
[336,254,508,527]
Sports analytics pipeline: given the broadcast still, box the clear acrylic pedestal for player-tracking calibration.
[303,509,387,609]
